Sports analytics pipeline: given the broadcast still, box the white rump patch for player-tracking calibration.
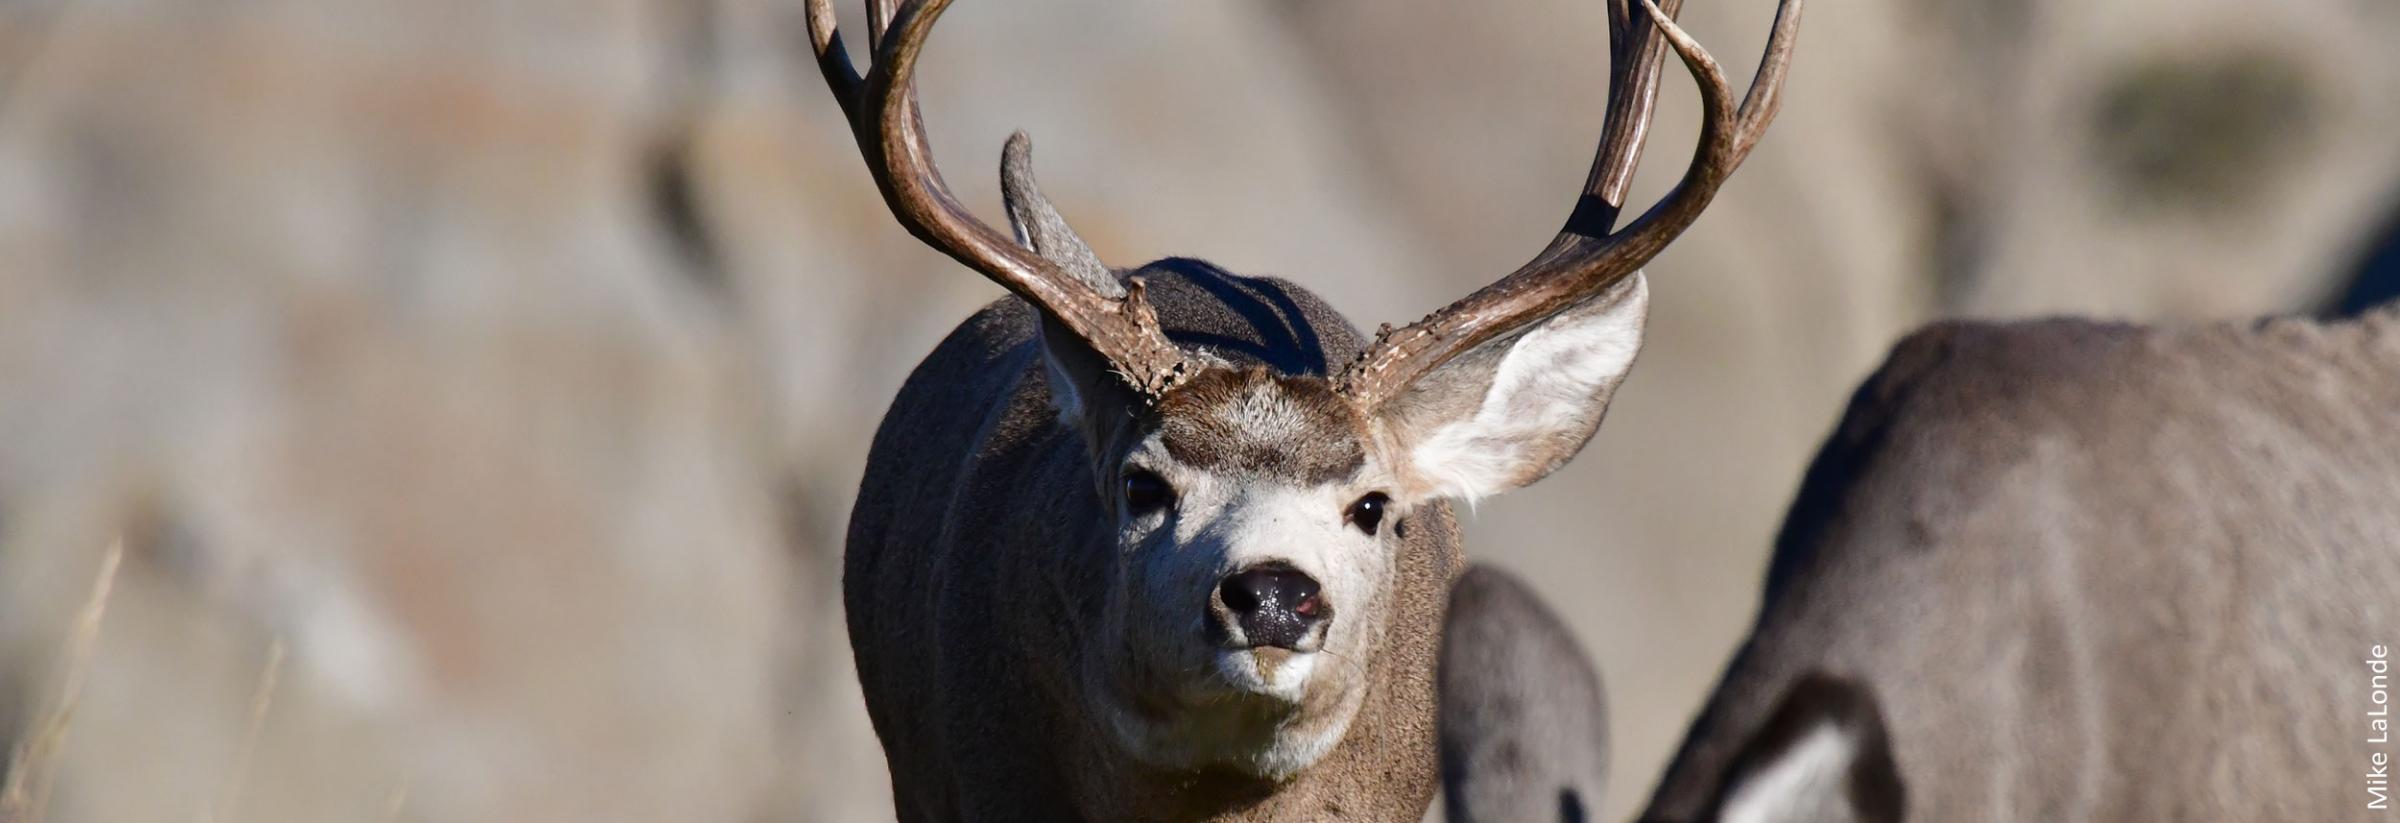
[1721,724,1859,823]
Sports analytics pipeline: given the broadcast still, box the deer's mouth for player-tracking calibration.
[1210,646,1321,704]
[1089,622,1366,779]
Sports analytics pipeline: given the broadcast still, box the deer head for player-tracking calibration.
[808,0,1800,781]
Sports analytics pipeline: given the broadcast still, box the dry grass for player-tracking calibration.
[0,539,125,823]
[0,540,386,823]
[204,638,286,823]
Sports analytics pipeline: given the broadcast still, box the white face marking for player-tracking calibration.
[1085,432,1401,780]
[1721,724,1860,823]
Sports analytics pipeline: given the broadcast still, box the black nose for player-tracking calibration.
[1216,565,1327,650]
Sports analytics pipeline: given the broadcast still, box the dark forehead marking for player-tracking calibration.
[1154,367,1367,485]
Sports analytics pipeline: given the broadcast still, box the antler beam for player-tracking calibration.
[1337,0,1805,409]
[804,0,1192,397]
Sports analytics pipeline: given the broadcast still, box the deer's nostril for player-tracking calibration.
[1216,565,1327,650]
[1221,576,1263,614]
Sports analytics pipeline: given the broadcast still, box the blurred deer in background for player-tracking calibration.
[808,0,1800,817]
[1442,566,1900,823]
[1441,308,2400,822]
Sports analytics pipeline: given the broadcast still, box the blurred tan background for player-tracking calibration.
[1,0,2396,821]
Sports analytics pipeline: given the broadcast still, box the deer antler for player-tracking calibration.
[1336,0,1804,409]
[805,0,1192,397]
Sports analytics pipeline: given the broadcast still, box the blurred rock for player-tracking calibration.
[0,2,787,821]
[1889,0,2400,318]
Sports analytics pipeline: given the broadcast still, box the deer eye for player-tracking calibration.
[1123,470,1174,515]
[1345,492,1390,536]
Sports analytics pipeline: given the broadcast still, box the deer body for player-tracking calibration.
[1639,309,2400,822]
[1439,307,2400,823]
[848,264,1462,821]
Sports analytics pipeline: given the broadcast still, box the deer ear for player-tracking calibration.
[1375,275,1647,504]
[1000,132,1133,431]
[1706,674,1905,823]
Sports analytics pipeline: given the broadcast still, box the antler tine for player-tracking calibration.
[806,0,1191,398]
[1337,0,1804,409]
[1730,0,1804,155]
[1571,0,1685,243]
[867,0,900,41]
[1601,0,1792,251]
[803,0,863,107]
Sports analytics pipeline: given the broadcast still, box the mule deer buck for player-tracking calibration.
[809,0,1800,816]
[1442,310,2400,822]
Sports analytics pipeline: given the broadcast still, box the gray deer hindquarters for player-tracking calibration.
[1650,310,2400,823]
[1696,675,1904,823]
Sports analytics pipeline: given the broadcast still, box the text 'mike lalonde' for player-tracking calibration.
[2373,644,2392,811]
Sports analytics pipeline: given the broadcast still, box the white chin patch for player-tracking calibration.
[1213,648,1319,703]
[1097,648,1346,781]
[1212,649,1344,780]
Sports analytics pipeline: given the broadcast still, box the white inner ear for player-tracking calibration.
[1408,275,1647,503]
[1720,724,1859,823]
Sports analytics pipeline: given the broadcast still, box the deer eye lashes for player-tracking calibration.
[1345,492,1391,536]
